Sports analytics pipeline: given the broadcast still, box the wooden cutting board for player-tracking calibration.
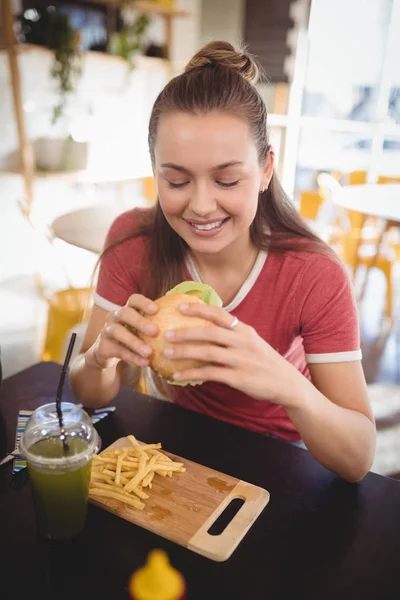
[89,437,270,561]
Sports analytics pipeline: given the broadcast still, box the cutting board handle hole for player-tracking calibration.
[207,497,245,536]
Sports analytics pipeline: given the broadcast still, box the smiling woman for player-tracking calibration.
[156,111,266,255]
[69,41,376,483]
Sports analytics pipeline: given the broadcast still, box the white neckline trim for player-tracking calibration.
[95,249,268,314]
[185,250,268,313]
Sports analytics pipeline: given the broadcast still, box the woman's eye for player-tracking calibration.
[167,181,189,189]
[217,180,241,188]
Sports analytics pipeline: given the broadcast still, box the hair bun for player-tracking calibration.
[184,41,259,84]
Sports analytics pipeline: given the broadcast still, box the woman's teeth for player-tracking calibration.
[191,220,224,230]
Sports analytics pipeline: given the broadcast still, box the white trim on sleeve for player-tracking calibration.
[93,293,123,312]
[306,350,362,364]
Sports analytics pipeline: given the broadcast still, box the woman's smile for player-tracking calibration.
[183,216,231,237]
[155,111,268,255]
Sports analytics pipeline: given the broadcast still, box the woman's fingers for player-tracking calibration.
[104,322,153,358]
[90,296,159,370]
[120,349,150,368]
[88,338,149,370]
[165,324,236,347]
[108,295,159,338]
[101,338,150,367]
[93,295,160,369]
[178,302,240,330]
[163,342,237,368]
[126,294,158,315]
[172,365,236,386]
[116,306,158,337]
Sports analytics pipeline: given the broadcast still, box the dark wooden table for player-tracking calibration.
[1,362,400,600]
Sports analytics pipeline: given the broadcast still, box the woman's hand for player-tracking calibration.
[85,294,159,370]
[163,302,302,406]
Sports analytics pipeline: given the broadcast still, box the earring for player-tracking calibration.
[260,186,267,194]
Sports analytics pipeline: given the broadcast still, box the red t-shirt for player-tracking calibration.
[95,209,361,441]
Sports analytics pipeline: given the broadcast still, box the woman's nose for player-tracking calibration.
[187,182,217,216]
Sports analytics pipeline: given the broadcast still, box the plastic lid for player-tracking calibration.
[129,550,185,600]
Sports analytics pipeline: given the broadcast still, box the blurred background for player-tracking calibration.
[0,0,399,475]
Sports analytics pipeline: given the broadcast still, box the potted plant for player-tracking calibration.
[109,13,151,71]
[19,7,88,172]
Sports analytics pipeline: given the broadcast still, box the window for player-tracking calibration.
[267,0,400,198]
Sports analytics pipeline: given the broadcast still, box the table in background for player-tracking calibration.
[333,184,400,223]
[1,362,400,600]
[333,183,400,307]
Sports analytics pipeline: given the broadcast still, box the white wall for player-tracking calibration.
[0,47,169,290]
[306,0,399,103]
[0,48,169,178]
[171,0,202,65]
[199,0,245,48]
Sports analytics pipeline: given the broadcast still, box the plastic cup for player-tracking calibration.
[20,402,100,540]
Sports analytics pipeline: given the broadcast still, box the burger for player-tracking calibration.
[137,282,222,386]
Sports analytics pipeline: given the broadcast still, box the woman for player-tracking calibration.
[70,41,375,482]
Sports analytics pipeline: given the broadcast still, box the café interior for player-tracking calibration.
[2,2,400,599]
[1,0,400,518]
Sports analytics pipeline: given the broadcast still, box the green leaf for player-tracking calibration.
[165,282,223,307]
[166,378,204,387]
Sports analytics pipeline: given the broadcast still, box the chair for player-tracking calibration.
[342,172,400,304]
[348,170,368,185]
[39,203,126,363]
[317,174,394,320]
[299,191,324,221]
[298,190,342,244]
[43,204,124,362]
[42,287,94,363]
[142,176,158,203]
[377,175,400,184]
[43,177,158,365]
[345,171,400,186]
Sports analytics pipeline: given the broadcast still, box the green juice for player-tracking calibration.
[27,436,92,540]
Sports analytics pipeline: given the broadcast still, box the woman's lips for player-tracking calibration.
[184,217,230,237]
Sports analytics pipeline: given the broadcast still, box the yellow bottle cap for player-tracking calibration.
[129,550,185,600]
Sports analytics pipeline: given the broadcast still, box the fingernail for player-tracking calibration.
[139,345,151,356]
[144,324,157,335]
[139,358,149,367]
[164,347,174,357]
[165,330,175,340]
[147,303,157,313]
[179,303,189,311]
[173,372,182,380]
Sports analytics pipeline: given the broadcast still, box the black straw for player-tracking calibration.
[56,333,77,453]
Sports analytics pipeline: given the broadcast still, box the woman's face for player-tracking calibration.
[154,111,273,256]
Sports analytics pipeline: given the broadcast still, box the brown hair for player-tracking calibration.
[97,40,337,396]
[101,40,333,302]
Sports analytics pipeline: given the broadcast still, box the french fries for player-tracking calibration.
[90,434,185,510]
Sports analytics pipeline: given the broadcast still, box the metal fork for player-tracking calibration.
[0,449,24,468]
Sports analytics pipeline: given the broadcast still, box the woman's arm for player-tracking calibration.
[284,254,376,481]
[285,361,375,482]
[69,305,127,408]
[160,302,376,482]
[69,297,159,408]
